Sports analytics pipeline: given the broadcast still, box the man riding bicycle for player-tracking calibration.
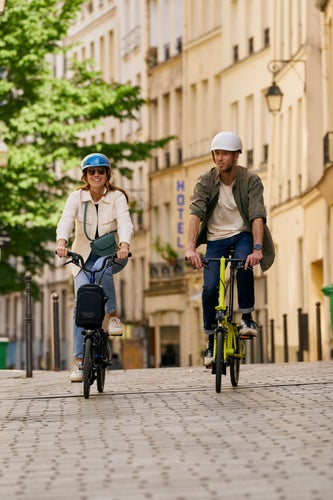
[185,131,275,366]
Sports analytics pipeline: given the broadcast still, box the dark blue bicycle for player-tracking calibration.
[64,251,130,399]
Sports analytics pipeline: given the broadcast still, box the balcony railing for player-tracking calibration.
[149,260,184,281]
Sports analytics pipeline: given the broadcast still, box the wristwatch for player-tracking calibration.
[253,244,263,251]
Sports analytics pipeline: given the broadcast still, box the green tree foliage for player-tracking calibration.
[0,0,171,294]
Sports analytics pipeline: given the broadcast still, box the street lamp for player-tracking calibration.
[266,59,306,114]
[265,81,284,114]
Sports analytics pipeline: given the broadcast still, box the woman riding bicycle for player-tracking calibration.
[55,153,133,382]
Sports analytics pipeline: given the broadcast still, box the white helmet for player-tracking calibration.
[211,131,242,153]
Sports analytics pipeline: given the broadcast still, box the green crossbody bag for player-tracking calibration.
[83,201,117,257]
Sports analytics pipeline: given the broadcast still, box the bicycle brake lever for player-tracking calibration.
[63,259,73,266]
[64,254,81,266]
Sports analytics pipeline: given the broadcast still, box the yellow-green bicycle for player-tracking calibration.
[202,254,252,393]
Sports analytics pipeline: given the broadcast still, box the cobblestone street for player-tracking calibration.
[0,362,332,499]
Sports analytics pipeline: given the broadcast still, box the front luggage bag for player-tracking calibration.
[75,284,107,328]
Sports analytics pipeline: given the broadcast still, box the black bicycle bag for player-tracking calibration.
[75,284,107,328]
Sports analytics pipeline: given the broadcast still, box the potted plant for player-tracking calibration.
[153,236,178,266]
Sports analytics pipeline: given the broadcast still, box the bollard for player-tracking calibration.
[249,336,254,363]
[297,307,303,361]
[283,314,289,363]
[51,293,60,371]
[258,324,264,363]
[270,319,275,363]
[25,273,33,378]
[315,302,322,361]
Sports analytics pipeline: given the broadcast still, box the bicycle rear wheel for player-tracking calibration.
[97,365,106,393]
[83,338,93,399]
[215,330,224,393]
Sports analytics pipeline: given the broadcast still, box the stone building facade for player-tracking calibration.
[2,0,333,369]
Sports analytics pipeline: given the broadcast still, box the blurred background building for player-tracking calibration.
[2,0,333,370]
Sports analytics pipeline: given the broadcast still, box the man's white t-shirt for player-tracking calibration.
[207,182,246,240]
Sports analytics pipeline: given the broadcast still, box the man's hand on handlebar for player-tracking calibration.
[245,248,263,270]
[185,249,203,270]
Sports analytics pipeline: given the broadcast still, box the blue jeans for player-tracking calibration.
[73,253,128,359]
[202,232,254,334]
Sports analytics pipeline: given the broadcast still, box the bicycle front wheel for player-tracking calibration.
[83,338,93,399]
[215,330,224,393]
[97,365,106,393]
[230,358,240,387]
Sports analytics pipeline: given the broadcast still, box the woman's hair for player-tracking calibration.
[77,169,129,202]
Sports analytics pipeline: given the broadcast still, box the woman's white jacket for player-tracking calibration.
[56,189,134,276]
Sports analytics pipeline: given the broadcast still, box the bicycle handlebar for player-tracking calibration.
[63,251,132,273]
[201,256,246,264]
[200,257,246,270]
[185,255,247,271]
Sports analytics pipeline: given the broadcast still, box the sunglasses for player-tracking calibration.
[86,167,107,176]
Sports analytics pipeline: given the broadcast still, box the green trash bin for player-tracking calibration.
[0,337,9,369]
[322,284,333,335]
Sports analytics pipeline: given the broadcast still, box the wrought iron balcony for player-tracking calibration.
[149,259,185,281]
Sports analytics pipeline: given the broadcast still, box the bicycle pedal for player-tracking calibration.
[239,334,254,340]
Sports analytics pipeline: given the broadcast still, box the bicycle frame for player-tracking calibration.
[199,254,247,392]
[213,256,242,361]
[63,251,131,398]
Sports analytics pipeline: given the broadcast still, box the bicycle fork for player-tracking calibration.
[213,321,245,363]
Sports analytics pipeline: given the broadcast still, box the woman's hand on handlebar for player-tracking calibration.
[56,246,68,258]
[185,249,203,270]
[117,242,130,261]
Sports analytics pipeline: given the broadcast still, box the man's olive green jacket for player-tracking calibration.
[190,165,275,272]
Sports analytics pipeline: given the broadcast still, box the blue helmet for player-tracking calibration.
[81,153,110,170]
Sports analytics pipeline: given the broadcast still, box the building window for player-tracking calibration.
[164,43,170,61]
[324,132,333,165]
[137,210,143,229]
[177,148,183,164]
[176,37,182,54]
[146,46,158,68]
[165,151,170,167]
[264,28,270,48]
[248,37,254,55]
[263,144,269,163]
[233,45,239,63]
[247,149,253,167]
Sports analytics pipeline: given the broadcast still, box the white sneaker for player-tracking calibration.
[108,317,123,336]
[239,319,258,338]
[203,347,214,367]
[70,360,83,383]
